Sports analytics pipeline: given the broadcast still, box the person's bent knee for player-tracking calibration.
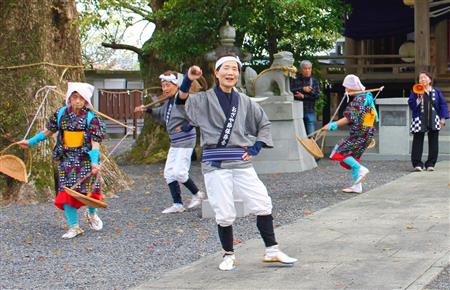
[249,196,272,216]
[165,177,176,184]
[174,173,189,183]
[164,170,174,181]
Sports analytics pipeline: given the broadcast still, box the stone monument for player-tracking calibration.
[244,51,317,174]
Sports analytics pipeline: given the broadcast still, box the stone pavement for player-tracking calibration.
[134,161,449,290]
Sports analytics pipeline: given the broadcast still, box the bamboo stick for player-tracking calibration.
[50,88,135,130]
[142,95,171,108]
[93,109,135,130]
[346,86,384,95]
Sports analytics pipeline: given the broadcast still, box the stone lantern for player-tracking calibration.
[205,21,251,62]
[205,21,251,88]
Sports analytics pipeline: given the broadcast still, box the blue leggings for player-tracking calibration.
[342,157,361,182]
[63,204,97,227]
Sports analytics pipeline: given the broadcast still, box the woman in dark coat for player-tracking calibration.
[408,72,449,171]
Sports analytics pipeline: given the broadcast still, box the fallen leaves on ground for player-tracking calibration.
[36,256,47,261]
[199,231,208,241]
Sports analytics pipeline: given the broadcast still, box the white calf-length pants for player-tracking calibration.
[204,166,272,226]
[164,147,194,184]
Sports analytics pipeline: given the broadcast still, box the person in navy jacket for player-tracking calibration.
[408,72,449,171]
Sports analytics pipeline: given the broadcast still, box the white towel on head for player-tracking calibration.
[159,74,178,85]
[342,74,365,91]
[65,82,94,108]
[215,56,242,70]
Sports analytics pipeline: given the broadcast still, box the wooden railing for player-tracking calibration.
[317,54,416,80]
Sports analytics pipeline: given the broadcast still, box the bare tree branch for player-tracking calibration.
[119,2,154,22]
[101,42,143,56]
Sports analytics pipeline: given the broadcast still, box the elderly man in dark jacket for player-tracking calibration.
[290,60,320,135]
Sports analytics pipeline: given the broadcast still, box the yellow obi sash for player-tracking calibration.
[63,131,85,147]
[363,108,376,127]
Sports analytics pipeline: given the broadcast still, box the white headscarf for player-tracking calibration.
[215,56,242,70]
[342,74,365,91]
[65,82,94,108]
[159,74,178,86]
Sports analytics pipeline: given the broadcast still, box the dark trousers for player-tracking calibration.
[411,130,439,168]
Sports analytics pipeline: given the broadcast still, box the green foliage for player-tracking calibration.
[77,0,349,164]
[241,0,349,62]
[150,0,349,66]
[78,0,348,67]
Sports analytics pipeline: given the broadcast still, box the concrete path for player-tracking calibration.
[134,161,449,290]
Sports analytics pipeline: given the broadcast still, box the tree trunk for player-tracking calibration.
[125,49,174,163]
[0,0,130,204]
[102,0,185,164]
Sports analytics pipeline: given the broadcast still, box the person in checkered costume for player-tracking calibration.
[321,75,377,194]
[17,82,106,239]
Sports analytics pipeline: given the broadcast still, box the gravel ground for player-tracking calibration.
[0,159,448,289]
[426,265,450,290]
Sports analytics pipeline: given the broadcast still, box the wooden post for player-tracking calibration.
[345,37,357,74]
[357,40,365,75]
[414,0,430,75]
[435,20,448,75]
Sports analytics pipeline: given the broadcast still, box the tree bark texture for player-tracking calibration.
[0,0,130,204]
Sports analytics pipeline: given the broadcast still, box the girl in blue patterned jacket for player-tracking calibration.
[18,82,105,239]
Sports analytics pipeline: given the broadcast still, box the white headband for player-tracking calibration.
[215,56,242,70]
[159,74,178,85]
